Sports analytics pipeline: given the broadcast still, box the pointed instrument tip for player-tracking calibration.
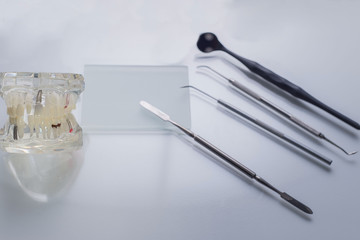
[281,192,313,215]
[348,151,358,156]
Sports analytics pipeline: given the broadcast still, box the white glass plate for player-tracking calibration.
[81,65,191,133]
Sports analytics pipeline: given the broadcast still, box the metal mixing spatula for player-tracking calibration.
[140,100,313,215]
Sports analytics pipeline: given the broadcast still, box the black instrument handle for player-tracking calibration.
[224,48,360,130]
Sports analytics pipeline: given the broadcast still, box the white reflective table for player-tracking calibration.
[0,1,360,239]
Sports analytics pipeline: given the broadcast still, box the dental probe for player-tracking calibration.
[197,65,357,156]
[140,100,313,215]
[182,85,333,166]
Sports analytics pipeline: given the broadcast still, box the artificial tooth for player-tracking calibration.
[25,93,33,114]
[15,104,25,139]
[34,95,43,138]
[13,125,18,140]
[3,88,81,143]
[7,104,16,120]
[35,117,40,138]
[9,117,16,125]
[26,104,32,114]
[46,123,51,139]
[7,107,14,118]
[28,115,34,136]
[41,105,49,139]
[64,93,77,113]
[59,93,65,108]
[50,117,57,138]
[64,93,70,110]
[57,104,64,120]
[16,104,25,117]
[60,117,68,135]
[34,100,43,116]
[53,121,59,138]
[65,118,72,133]
[41,106,48,139]
[34,118,41,137]
[40,120,46,139]
[52,126,58,138]
[67,114,76,133]
[45,116,51,139]
[16,117,25,139]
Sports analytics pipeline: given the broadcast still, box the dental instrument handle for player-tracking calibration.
[196,67,357,155]
[229,79,322,137]
[198,66,321,136]
[176,122,313,214]
[225,49,360,130]
[174,122,313,214]
[223,79,357,155]
[140,100,313,214]
[194,134,312,214]
[193,134,256,178]
[169,118,267,178]
[217,99,333,165]
[174,123,312,213]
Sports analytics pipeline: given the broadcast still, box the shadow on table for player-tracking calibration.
[0,145,85,203]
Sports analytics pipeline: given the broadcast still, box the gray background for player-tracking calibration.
[1,0,360,239]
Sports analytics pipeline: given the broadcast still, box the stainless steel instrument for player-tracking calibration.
[197,65,357,156]
[140,100,313,215]
[196,32,360,130]
[183,86,333,166]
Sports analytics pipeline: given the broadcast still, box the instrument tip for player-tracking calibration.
[196,65,209,69]
[322,135,358,156]
[347,151,358,156]
[281,192,313,215]
[180,85,218,102]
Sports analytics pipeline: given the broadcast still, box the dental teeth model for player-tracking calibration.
[0,72,85,153]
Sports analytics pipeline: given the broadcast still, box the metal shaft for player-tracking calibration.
[197,65,357,156]
[184,86,333,165]
[140,100,313,214]
[182,123,312,214]
[218,100,332,165]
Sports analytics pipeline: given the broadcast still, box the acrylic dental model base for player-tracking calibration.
[0,72,84,154]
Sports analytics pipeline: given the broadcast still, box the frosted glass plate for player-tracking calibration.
[81,65,191,133]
